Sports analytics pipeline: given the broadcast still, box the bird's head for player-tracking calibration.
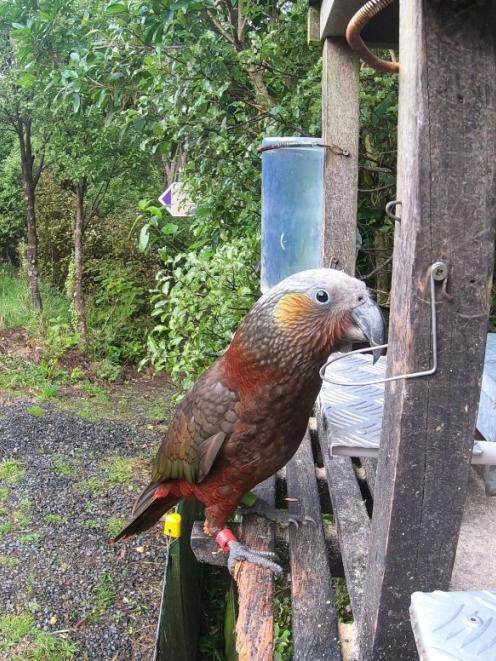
[232,268,384,372]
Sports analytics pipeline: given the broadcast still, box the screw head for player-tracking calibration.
[431,261,448,281]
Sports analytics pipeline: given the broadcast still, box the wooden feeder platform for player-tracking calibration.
[155,332,496,659]
[154,0,496,658]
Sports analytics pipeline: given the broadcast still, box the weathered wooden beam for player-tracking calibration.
[308,7,320,45]
[235,477,276,661]
[319,0,398,46]
[321,38,360,273]
[318,413,371,624]
[286,433,341,660]
[360,2,496,659]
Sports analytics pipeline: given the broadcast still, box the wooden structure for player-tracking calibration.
[160,1,496,659]
[191,434,343,660]
[317,0,496,659]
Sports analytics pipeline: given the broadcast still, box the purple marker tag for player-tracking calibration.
[158,186,172,207]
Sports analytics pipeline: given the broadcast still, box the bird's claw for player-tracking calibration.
[227,540,283,576]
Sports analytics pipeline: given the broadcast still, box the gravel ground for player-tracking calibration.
[0,400,169,660]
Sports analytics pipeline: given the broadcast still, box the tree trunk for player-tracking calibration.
[73,180,88,347]
[20,132,42,312]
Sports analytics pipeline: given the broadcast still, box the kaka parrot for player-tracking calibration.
[115,268,384,574]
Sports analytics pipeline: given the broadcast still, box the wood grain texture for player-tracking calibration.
[286,433,341,660]
[360,1,496,659]
[321,38,360,274]
[308,7,320,44]
[318,413,370,625]
[235,477,276,661]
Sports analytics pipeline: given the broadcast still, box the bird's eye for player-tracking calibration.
[315,289,329,304]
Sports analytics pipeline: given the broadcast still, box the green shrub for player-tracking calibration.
[87,262,151,364]
[146,235,260,390]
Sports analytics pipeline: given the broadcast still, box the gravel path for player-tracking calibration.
[0,400,169,660]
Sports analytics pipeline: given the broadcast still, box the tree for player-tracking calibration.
[0,17,51,310]
[48,106,145,346]
[57,0,322,380]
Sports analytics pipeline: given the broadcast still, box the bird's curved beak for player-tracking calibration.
[347,298,386,364]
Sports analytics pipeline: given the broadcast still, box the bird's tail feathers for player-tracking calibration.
[113,481,180,542]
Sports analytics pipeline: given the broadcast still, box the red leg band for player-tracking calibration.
[216,528,237,552]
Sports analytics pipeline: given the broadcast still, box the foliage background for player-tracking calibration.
[0,0,401,388]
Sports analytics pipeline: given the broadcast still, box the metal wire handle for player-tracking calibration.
[319,261,448,387]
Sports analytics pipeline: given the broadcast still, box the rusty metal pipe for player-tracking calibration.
[346,0,399,74]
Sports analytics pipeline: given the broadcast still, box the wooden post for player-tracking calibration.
[235,478,276,661]
[286,434,341,660]
[360,2,496,659]
[321,38,360,273]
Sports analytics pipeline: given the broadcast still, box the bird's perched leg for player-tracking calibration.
[237,491,316,528]
[215,528,283,577]
[204,502,283,576]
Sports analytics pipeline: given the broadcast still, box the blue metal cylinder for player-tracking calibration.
[261,137,324,292]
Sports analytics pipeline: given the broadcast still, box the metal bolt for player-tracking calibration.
[431,261,448,281]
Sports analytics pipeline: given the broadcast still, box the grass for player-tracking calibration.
[101,455,145,486]
[27,632,80,660]
[27,405,46,418]
[332,577,353,622]
[0,613,36,646]
[11,509,33,529]
[52,455,76,478]
[0,486,9,501]
[18,532,43,545]
[106,516,128,538]
[0,266,70,332]
[0,554,20,568]
[74,477,106,497]
[82,518,100,529]
[88,573,115,623]
[38,384,59,401]
[45,514,67,525]
[0,459,26,484]
[0,356,55,395]
[0,612,79,659]
[0,521,14,540]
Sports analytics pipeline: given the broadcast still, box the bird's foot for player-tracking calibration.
[216,528,283,576]
[238,495,316,529]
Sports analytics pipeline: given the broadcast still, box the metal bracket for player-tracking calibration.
[320,261,449,387]
[385,199,402,221]
[257,141,349,156]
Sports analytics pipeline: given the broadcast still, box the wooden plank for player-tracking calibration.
[320,0,398,46]
[321,38,359,273]
[360,2,496,659]
[286,433,341,660]
[318,412,370,623]
[308,7,320,45]
[235,477,276,661]
[155,500,204,661]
